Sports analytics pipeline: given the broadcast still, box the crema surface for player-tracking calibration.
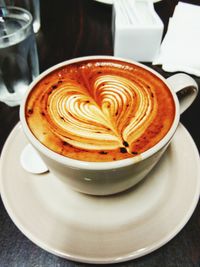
[26,59,175,162]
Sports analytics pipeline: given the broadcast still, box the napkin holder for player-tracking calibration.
[112,0,164,62]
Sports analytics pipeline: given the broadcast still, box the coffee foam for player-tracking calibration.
[26,59,175,162]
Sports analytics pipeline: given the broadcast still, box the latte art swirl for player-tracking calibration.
[44,74,156,152]
[47,81,120,150]
[26,60,175,162]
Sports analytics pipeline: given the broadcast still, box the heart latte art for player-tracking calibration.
[26,59,175,162]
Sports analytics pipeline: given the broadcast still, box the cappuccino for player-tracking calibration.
[25,59,175,162]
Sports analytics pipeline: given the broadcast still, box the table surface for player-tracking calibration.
[0,0,200,266]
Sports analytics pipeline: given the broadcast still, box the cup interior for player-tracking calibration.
[20,56,180,170]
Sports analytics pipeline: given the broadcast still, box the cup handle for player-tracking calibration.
[166,73,198,114]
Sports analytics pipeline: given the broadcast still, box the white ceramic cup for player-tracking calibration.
[20,56,198,196]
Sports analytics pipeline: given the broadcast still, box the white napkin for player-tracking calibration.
[0,82,27,107]
[153,2,200,76]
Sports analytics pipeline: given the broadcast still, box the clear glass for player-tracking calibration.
[0,7,39,106]
[4,0,40,33]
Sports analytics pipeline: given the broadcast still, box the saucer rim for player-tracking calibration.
[0,123,200,264]
[94,0,163,5]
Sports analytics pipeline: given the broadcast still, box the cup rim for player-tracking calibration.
[20,55,180,170]
[0,6,33,47]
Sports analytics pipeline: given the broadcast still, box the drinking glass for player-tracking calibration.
[0,6,39,106]
[4,0,40,33]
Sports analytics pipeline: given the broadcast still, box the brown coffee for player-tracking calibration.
[25,59,175,162]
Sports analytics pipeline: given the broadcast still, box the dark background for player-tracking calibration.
[0,0,200,266]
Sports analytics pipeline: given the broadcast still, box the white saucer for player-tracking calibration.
[0,123,200,264]
[94,0,162,5]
